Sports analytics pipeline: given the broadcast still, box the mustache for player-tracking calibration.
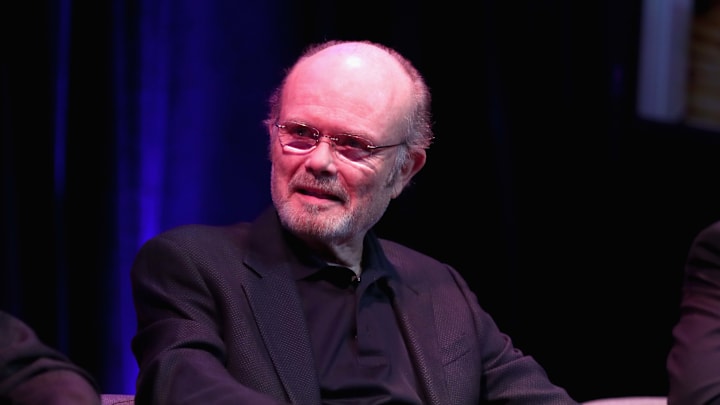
[288,175,349,201]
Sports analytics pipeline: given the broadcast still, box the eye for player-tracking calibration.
[334,134,372,150]
[284,123,318,139]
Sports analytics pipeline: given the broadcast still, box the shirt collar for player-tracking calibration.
[283,228,398,284]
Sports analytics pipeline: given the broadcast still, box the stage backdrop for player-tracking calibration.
[2,0,720,401]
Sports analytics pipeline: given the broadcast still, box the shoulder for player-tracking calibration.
[136,222,254,261]
[684,220,720,278]
[378,238,446,267]
[0,311,101,400]
[696,220,720,241]
[377,238,465,286]
[688,220,720,258]
[145,207,279,250]
[154,222,251,243]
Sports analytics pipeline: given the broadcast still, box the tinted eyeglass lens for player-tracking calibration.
[277,122,374,160]
[334,134,372,150]
[333,135,372,160]
[279,122,318,150]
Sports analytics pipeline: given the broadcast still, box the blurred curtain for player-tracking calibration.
[113,1,289,391]
[2,0,290,393]
[5,0,719,401]
[2,0,429,394]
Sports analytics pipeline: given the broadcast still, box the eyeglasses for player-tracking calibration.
[274,121,404,161]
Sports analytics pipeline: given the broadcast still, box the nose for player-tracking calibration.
[304,139,338,174]
[317,134,336,147]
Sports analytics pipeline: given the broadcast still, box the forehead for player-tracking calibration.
[281,44,413,136]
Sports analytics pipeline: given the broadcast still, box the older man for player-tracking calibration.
[130,40,578,404]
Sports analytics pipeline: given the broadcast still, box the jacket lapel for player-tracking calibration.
[388,275,449,405]
[242,208,321,404]
[240,210,450,404]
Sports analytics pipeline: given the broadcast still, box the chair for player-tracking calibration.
[582,396,667,405]
[101,393,135,405]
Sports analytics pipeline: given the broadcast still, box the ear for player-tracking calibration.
[391,148,426,199]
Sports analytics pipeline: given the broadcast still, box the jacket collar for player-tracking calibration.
[242,206,447,404]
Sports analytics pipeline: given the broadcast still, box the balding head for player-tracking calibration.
[265,40,433,253]
[265,40,433,151]
[287,42,413,125]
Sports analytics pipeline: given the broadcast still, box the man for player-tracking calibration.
[667,220,720,405]
[130,39,578,404]
[0,311,101,405]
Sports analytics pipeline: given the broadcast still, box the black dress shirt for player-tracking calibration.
[290,233,423,405]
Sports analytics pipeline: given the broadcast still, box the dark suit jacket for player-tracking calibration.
[668,220,720,405]
[131,207,577,404]
[0,311,100,405]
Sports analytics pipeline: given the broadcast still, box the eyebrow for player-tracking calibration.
[286,120,374,141]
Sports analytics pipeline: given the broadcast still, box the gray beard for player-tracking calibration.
[276,201,356,243]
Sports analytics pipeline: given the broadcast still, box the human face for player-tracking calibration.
[270,118,405,245]
[269,45,420,246]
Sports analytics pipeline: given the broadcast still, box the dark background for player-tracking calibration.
[3,0,719,402]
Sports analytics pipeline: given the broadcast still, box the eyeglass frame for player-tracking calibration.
[273,121,405,161]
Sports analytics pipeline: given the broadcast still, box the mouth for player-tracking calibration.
[296,186,345,203]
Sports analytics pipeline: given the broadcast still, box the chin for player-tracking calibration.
[291,212,354,240]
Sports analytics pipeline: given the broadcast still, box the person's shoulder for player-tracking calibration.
[378,238,446,268]
[145,221,254,249]
[159,221,251,237]
[377,238,472,292]
[688,219,720,250]
[698,219,720,238]
[152,207,277,243]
